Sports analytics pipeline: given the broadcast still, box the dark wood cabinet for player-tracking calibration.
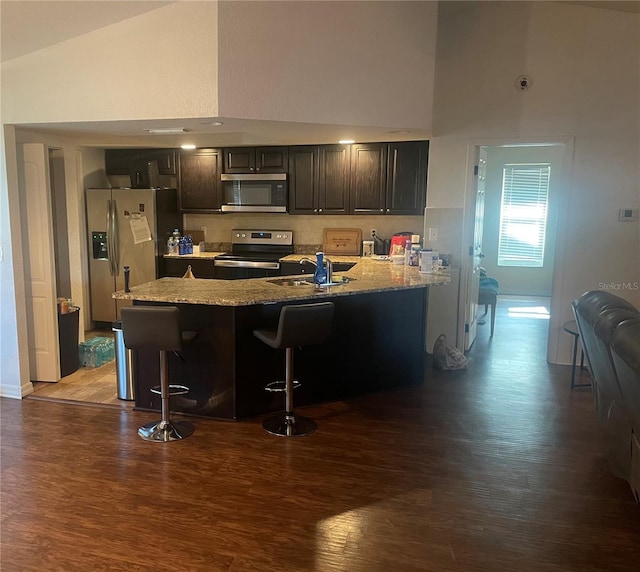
[288,146,319,214]
[163,258,215,279]
[288,145,350,215]
[145,149,177,175]
[178,149,222,212]
[105,148,177,179]
[104,140,427,215]
[319,145,351,214]
[224,146,288,173]
[348,141,428,216]
[105,149,138,175]
[386,141,428,215]
[349,143,388,214]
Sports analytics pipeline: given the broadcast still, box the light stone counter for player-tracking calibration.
[163,251,224,259]
[114,258,450,306]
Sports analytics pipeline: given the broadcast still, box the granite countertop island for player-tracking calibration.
[114,257,450,306]
[116,258,451,421]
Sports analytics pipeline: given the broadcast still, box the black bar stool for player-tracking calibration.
[254,302,334,437]
[121,305,195,442]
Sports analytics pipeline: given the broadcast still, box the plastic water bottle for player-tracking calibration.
[186,235,193,254]
[171,229,181,255]
[313,252,327,285]
[167,235,175,254]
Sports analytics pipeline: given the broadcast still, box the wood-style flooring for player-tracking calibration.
[2,296,639,571]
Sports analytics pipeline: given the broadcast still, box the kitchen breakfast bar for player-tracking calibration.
[113,259,450,420]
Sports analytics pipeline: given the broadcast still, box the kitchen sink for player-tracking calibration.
[268,277,314,287]
[268,276,354,287]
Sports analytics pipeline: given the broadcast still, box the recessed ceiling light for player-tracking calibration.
[181,144,196,150]
[339,139,355,145]
[146,128,187,134]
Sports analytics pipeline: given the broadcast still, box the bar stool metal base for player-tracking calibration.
[138,419,195,442]
[262,414,317,437]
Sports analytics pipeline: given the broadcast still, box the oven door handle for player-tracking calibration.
[214,260,280,270]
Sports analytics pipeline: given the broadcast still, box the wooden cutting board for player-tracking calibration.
[323,228,362,255]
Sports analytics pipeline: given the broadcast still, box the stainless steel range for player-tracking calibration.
[213,229,294,280]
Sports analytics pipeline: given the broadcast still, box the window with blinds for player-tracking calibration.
[497,163,551,267]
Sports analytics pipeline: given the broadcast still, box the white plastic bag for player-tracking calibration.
[432,334,468,370]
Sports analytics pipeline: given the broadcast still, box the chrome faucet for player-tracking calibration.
[299,256,333,284]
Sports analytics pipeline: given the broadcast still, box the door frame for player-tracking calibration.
[458,136,575,358]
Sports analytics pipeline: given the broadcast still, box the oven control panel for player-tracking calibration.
[232,229,293,246]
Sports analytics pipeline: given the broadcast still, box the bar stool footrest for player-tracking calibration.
[262,413,316,437]
[138,419,195,442]
[150,384,190,396]
[265,380,300,393]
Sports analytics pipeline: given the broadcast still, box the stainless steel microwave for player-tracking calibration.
[220,173,288,213]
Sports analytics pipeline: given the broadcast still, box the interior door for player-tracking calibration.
[464,147,487,350]
[20,143,60,381]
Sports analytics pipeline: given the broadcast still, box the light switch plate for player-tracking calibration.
[618,208,638,222]
[428,227,438,241]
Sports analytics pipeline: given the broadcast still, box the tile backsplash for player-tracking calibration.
[184,213,425,249]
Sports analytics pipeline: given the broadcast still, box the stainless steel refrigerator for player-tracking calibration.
[86,188,181,324]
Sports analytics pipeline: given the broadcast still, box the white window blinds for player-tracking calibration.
[497,164,550,268]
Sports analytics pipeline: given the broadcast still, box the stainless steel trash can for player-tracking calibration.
[112,321,135,401]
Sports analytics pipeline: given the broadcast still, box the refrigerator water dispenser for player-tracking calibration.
[92,231,108,260]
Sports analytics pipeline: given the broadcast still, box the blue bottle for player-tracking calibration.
[313,252,327,285]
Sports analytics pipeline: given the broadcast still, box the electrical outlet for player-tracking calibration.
[428,227,438,241]
[200,225,207,238]
[370,228,376,238]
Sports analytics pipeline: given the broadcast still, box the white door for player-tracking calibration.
[464,147,487,351]
[20,143,60,381]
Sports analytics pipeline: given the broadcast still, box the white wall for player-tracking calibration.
[1,1,219,123]
[218,0,437,130]
[427,1,640,363]
[0,126,31,398]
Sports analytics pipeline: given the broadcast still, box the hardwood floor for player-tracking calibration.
[2,296,639,571]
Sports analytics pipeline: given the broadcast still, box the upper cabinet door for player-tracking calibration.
[288,146,319,214]
[224,146,288,173]
[224,148,255,173]
[255,147,288,173]
[178,149,222,212]
[349,143,387,215]
[144,149,177,175]
[386,141,428,215]
[318,145,350,214]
